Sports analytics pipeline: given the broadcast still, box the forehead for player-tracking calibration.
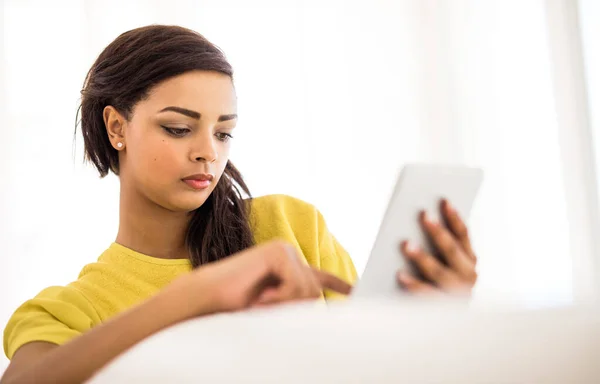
[138,70,237,115]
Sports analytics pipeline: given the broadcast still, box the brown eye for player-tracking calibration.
[162,126,190,137]
[215,132,233,142]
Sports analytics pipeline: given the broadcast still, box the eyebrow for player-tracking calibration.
[158,106,237,122]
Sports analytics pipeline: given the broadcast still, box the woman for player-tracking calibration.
[1,25,477,383]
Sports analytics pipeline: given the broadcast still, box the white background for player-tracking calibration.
[1,0,599,370]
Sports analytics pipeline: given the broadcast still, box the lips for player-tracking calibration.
[182,173,214,190]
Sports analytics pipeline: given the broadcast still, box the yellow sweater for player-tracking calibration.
[3,194,357,359]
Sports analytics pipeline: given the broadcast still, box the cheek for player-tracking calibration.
[134,136,183,181]
[214,145,231,179]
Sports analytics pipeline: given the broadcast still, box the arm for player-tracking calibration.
[1,272,211,384]
[1,240,352,384]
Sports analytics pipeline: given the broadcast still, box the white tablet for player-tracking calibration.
[352,164,483,299]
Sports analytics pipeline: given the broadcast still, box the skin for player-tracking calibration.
[1,70,478,383]
[399,201,478,295]
[108,70,236,260]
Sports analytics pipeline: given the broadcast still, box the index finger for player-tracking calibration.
[311,269,353,295]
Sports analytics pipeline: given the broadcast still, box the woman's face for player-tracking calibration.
[116,70,237,212]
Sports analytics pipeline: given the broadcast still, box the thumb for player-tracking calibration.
[254,287,281,306]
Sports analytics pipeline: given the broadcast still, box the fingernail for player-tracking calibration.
[444,199,455,213]
[397,271,414,284]
[404,240,420,254]
[423,211,438,225]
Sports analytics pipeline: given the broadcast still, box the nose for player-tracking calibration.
[189,134,218,163]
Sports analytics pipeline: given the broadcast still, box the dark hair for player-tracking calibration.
[77,25,254,267]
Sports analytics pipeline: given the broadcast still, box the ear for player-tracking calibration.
[103,106,127,150]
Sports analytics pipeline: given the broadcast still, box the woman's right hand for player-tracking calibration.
[168,240,353,318]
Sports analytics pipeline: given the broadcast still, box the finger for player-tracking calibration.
[303,267,324,299]
[247,273,281,304]
[256,271,322,306]
[296,264,322,300]
[401,241,462,288]
[256,274,321,306]
[255,289,318,307]
[259,241,351,303]
[421,211,476,279]
[255,278,303,305]
[255,286,280,305]
[312,269,353,295]
[441,199,476,262]
[396,271,441,295]
[261,242,309,303]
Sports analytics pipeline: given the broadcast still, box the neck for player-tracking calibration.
[115,180,190,260]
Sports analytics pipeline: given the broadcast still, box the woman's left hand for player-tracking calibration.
[397,199,478,296]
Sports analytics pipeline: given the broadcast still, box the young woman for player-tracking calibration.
[1,25,478,383]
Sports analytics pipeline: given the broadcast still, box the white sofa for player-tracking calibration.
[89,299,600,383]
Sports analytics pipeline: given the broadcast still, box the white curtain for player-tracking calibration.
[1,0,599,369]
[579,0,600,301]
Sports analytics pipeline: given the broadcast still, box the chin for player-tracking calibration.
[168,191,214,212]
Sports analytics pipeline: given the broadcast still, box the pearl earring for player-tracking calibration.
[117,142,123,148]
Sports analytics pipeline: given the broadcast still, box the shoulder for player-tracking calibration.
[3,284,99,359]
[249,194,318,217]
[10,285,98,319]
[247,194,358,288]
[248,194,323,234]
[247,194,322,247]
